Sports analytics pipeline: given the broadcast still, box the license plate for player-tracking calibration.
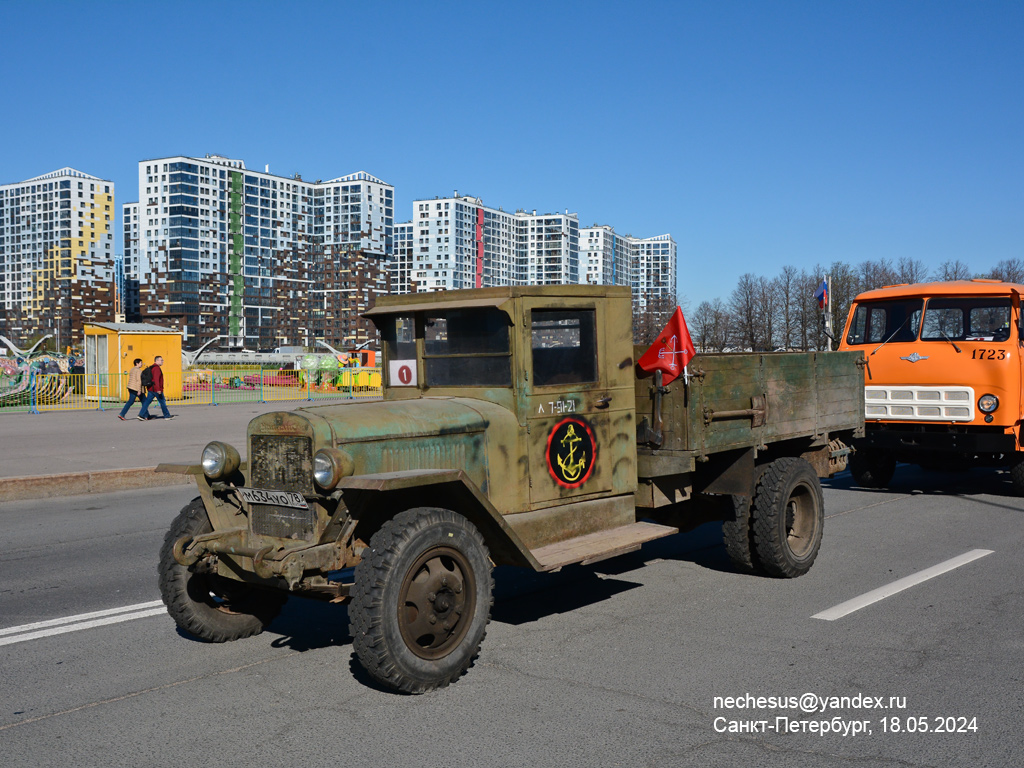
[239,487,309,509]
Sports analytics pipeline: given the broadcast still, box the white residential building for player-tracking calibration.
[580,225,632,287]
[523,211,580,285]
[130,156,393,348]
[392,221,414,294]
[121,201,140,319]
[403,193,578,292]
[0,168,115,345]
[580,227,677,310]
[392,192,675,314]
[632,234,677,310]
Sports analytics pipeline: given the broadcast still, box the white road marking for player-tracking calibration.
[0,600,165,647]
[812,549,994,621]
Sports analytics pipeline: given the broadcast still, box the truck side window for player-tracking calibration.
[531,309,597,386]
[383,315,416,360]
[423,309,512,386]
[846,300,922,345]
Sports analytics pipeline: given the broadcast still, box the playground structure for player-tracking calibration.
[0,332,382,414]
[0,335,75,409]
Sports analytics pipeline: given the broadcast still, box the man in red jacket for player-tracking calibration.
[138,355,176,420]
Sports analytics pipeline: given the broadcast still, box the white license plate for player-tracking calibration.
[239,487,308,509]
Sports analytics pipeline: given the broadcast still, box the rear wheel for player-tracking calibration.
[350,507,493,694]
[750,458,824,578]
[723,495,757,573]
[849,448,896,488]
[158,497,286,642]
[1009,458,1024,495]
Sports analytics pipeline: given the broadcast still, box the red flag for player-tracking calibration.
[637,306,696,386]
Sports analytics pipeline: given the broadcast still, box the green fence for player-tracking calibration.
[0,367,383,414]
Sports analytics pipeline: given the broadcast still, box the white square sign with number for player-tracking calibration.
[389,359,418,387]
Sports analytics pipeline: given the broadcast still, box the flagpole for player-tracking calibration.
[826,274,833,352]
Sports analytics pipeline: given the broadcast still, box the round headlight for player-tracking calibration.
[202,441,240,479]
[978,394,999,413]
[313,448,355,490]
[313,452,335,488]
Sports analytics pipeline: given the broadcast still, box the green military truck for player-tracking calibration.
[157,286,863,693]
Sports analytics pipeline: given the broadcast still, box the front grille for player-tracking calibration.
[864,386,975,422]
[251,504,316,541]
[250,435,314,495]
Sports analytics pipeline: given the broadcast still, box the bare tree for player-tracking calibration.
[693,298,733,352]
[691,301,717,353]
[896,257,929,285]
[826,262,860,348]
[857,259,897,292]
[729,273,760,351]
[632,293,677,346]
[989,259,1024,283]
[933,259,971,281]
[792,269,819,351]
[755,275,779,350]
[773,266,798,350]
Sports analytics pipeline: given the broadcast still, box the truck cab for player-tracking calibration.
[366,285,640,518]
[838,279,1024,488]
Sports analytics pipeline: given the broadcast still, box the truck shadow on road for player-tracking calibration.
[254,524,760,655]
[490,522,736,625]
[825,466,1024,511]
[261,600,352,652]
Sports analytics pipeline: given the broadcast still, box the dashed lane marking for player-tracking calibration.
[812,549,994,621]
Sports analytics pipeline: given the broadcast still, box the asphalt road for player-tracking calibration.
[1,467,1021,768]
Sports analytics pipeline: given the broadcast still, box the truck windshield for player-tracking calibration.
[423,308,512,386]
[846,299,923,345]
[922,297,1012,342]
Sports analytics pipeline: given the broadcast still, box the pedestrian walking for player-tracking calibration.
[138,355,176,420]
[118,358,144,420]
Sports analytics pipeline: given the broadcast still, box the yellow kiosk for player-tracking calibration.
[83,322,183,401]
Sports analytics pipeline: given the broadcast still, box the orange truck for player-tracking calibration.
[839,279,1023,490]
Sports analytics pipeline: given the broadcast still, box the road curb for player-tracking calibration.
[0,467,193,502]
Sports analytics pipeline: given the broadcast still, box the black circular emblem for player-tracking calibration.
[545,417,596,488]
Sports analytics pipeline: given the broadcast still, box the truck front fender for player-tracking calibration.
[339,469,540,569]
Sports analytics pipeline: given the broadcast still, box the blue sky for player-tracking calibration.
[1,0,1021,307]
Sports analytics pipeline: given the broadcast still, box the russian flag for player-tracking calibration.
[814,280,828,309]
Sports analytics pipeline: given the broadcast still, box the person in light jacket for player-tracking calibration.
[118,358,144,421]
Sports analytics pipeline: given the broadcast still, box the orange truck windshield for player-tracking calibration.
[846,297,1012,345]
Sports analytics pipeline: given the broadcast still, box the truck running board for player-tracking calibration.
[531,522,678,572]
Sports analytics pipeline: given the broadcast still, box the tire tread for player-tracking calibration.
[350,507,493,694]
[158,497,285,642]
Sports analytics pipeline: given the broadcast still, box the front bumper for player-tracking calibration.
[859,424,1018,456]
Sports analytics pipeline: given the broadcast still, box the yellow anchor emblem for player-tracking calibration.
[556,424,587,483]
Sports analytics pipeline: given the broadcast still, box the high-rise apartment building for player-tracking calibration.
[580,225,633,288]
[392,221,414,295]
[396,193,675,307]
[632,234,677,310]
[126,155,393,349]
[0,168,116,346]
[523,212,580,285]
[580,227,677,310]
[122,201,140,319]
[400,193,579,293]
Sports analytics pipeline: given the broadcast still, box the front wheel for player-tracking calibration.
[750,458,824,578]
[349,507,493,694]
[849,448,896,488]
[1009,458,1024,495]
[158,497,286,642]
